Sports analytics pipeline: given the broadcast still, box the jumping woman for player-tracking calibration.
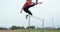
[20,0,42,15]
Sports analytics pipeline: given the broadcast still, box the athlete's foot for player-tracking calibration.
[26,15,28,19]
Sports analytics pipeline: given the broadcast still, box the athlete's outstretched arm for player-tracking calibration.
[20,2,26,13]
[32,2,43,5]
[20,3,26,13]
[37,2,43,4]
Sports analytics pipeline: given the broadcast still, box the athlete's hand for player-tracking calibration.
[20,9,22,13]
[37,2,43,4]
[39,2,43,4]
[20,8,23,13]
[20,11,22,13]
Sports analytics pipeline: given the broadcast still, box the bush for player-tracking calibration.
[0,27,8,30]
[27,26,35,29]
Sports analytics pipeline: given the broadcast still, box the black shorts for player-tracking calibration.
[23,4,35,15]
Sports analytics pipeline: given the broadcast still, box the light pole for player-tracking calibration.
[42,19,44,32]
[26,15,30,32]
[29,15,30,32]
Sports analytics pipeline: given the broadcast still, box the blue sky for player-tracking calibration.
[0,0,60,28]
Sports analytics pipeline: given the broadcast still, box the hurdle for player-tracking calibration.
[26,15,44,32]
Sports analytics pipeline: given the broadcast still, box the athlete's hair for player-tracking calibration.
[26,0,29,1]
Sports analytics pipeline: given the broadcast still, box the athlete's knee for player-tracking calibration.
[29,12,33,15]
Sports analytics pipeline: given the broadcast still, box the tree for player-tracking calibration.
[9,25,25,30]
[10,25,17,30]
[57,28,60,30]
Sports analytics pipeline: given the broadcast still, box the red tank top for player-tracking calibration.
[23,1,33,9]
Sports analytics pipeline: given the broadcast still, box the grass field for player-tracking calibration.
[0,29,60,32]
